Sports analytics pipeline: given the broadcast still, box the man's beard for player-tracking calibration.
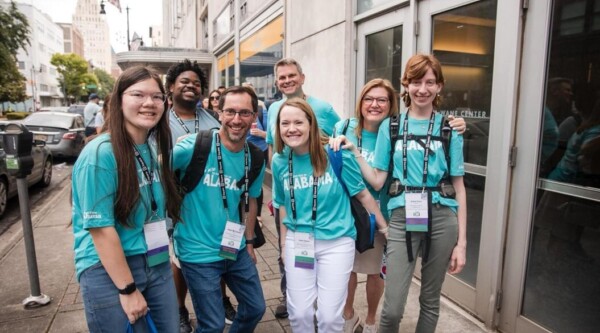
[173,91,199,110]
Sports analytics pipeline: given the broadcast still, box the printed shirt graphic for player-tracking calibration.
[272,148,365,240]
[334,118,390,220]
[72,133,166,280]
[172,131,265,263]
[265,95,341,145]
[372,113,464,212]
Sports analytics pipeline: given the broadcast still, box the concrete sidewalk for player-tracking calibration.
[0,176,489,332]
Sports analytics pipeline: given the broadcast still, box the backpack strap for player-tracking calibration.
[388,114,400,171]
[179,130,214,195]
[326,146,348,193]
[440,115,452,181]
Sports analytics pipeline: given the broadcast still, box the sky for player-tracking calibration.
[16,0,162,53]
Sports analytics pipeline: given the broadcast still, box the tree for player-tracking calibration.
[51,53,98,103]
[93,68,115,99]
[0,1,30,104]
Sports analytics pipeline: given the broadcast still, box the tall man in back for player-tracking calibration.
[165,59,223,333]
[265,57,341,318]
[172,86,266,333]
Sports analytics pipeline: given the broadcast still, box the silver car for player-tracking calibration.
[23,112,86,158]
[0,121,53,218]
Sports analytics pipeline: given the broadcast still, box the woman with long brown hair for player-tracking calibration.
[72,66,182,332]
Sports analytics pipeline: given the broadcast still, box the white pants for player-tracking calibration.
[285,232,355,333]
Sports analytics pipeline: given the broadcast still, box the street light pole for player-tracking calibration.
[126,6,130,51]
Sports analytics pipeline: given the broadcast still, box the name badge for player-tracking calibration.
[144,219,170,267]
[405,192,429,232]
[294,232,315,270]
[219,221,246,261]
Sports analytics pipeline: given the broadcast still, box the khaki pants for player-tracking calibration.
[379,205,458,333]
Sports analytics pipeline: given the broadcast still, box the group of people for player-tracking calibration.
[71,54,468,333]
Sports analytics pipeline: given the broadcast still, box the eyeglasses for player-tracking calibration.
[123,91,167,104]
[210,95,220,101]
[363,96,389,106]
[221,109,255,118]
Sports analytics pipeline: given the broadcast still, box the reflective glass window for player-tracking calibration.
[525,0,600,331]
[357,0,398,15]
[240,16,283,101]
[365,26,402,93]
[432,0,497,287]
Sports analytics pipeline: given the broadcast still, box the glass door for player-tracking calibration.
[355,5,411,103]
[414,0,503,323]
[502,1,600,332]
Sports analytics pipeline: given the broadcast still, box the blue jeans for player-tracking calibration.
[181,249,266,333]
[79,254,178,333]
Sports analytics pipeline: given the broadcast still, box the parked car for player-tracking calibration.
[39,106,69,113]
[0,121,53,218]
[22,112,86,158]
[67,104,85,117]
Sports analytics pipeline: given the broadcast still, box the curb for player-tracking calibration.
[0,176,72,261]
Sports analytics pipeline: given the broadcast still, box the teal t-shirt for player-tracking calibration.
[72,133,167,280]
[272,148,365,240]
[172,131,265,263]
[169,107,221,146]
[372,113,464,212]
[334,118,390,220]
[266,95,340,146]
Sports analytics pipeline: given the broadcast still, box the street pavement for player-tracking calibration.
[0,173,490,333]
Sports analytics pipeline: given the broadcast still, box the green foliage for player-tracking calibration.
[0,1,30,104]
[93,68,115,99]
[51,53,99,101]
[0,1,30,55]
[6,111,29,120]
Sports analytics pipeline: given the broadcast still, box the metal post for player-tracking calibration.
[126,6,131,51]
[17,178,51,307]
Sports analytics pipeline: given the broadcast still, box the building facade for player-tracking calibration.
[72,0,111,72]
[160,2,600,332]
[58,23,85,58]
[13,2,64,110]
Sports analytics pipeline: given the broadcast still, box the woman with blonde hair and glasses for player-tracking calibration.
[271,97,388,332]
[72,66,182,332]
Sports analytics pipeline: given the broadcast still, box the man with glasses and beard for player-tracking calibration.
[172,86,266,333]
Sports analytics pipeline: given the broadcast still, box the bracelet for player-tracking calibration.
[378,227,389,234]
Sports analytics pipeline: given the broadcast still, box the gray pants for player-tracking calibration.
[379,205,458,333]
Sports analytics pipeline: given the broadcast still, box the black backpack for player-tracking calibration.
[177,130,266,247]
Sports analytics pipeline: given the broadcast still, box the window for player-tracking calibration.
[240,16,284,100]
[356,0,398,15]
[17,61,25,70]
[213,2,232,45]
[560,1,586,35]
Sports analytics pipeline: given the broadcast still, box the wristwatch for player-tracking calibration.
[246,238,256,245]
[118,282,137,295]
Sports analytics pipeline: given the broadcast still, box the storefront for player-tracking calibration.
[350,0,599,332]
[213,0,283,101]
